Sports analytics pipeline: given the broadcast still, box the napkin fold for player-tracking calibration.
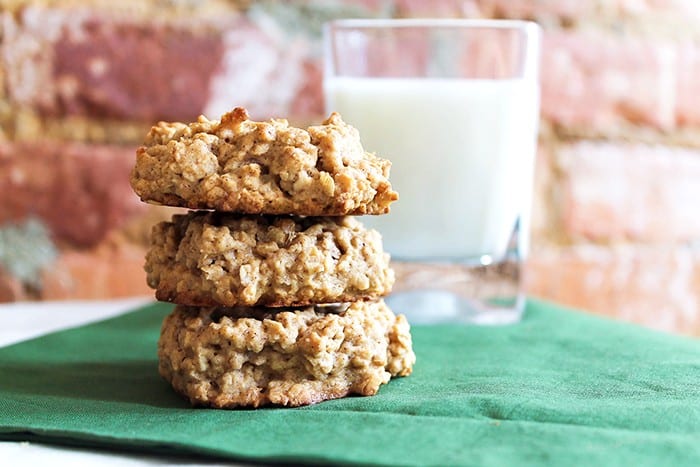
[1,300,699,466]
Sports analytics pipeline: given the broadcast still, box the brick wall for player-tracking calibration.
[1,0,699,335]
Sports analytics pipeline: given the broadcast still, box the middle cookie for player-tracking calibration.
[146,211,394,307]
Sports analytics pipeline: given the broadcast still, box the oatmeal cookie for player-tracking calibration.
[146,211,394,307]
[130,108,398,215]
[157,300,415,408]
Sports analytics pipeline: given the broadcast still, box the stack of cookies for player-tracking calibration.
[130,108,415,408]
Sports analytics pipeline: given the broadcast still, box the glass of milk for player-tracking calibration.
[324,19,541,324]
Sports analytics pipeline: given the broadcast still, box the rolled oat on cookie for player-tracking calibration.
[131,106,413,409]
[146,211,394,307]
[130,108,398,215]
[158,300,415,408]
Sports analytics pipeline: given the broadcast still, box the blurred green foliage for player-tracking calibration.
[0,219,57,289]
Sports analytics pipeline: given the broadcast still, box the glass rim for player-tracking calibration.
[323,18,542,81]
[324,18,541,33]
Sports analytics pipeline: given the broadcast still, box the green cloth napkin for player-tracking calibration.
[1,300,699,466]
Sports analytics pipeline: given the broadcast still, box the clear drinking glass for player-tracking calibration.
[324,19,541,325]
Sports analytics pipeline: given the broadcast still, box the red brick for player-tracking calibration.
[541,30,677,131]
[1,7,234,122]
[479,0,586,21]
[0,140,145,247]
[526,244,700,335]
[2,6,314,123]
[530,142,555,240]
[481,0,700,24]
[0,268,26,302]
[556,141,700,242]
[391,0,700,25]
[290,59,324,118]
[53,20,227,122]
[394,0,485,17]
[204,21,311,120]
[676,41,700,126]
[40,235,151,300]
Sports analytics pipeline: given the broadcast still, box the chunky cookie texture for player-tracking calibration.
[157,300,415,408]
[146,211,395,307]
[130,108,398,215]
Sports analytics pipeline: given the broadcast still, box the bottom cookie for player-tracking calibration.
[157,300,415,408]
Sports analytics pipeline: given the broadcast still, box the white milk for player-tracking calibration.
[325,77,539,260]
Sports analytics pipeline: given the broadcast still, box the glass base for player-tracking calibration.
[386,290,524,325]
[388,258,524,325]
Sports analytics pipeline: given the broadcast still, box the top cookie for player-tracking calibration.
[130,108,398,215]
